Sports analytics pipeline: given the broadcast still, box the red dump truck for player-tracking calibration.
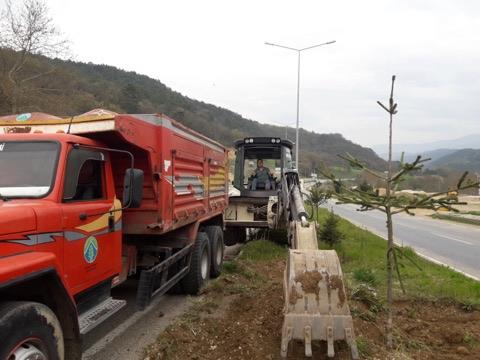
[0,109,228,360]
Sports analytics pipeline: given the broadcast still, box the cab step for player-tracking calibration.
[79,297,126,335]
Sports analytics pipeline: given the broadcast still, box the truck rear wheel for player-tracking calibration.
[181,232,210,294]
[205,226,224,278]
[0,301,64,360]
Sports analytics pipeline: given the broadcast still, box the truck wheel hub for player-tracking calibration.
[9,341,47,360]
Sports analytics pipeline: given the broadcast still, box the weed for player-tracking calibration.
[239,239,286,262]
[460,300,476,313]
[350,306,377,321]
[351,284,384,313]
[406,307,417,319]
[222,261,239,274]
[356,336,372,357]
[463,332,479,347]
[353,268,377,286]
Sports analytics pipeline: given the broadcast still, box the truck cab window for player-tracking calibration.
[72,160,104,201]
[63,148,106,202]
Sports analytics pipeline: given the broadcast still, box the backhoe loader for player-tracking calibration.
[225,137,359,358]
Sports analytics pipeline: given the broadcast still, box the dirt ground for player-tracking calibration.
[143,257,480,360]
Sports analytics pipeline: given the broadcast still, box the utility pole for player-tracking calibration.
[265,40,335,169]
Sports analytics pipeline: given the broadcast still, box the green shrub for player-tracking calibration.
[319,210,344,247]
[353,267,377,286]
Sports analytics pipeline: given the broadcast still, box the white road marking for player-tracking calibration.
[431,233,473,245]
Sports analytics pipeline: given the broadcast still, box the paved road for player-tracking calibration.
[82,281,189,360]
[324,201,480,279]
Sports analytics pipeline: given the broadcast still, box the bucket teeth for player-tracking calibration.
[327,326,335,357]
[280,325,293,358]
[345,327,360,360]
[304,325,312,357]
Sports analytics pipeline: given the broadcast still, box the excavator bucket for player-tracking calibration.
[281,222,359,359]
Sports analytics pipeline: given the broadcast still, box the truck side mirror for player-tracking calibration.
[123,168,144,208]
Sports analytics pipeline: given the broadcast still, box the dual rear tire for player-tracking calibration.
[181,226,225,294]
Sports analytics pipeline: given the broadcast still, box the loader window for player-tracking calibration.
[283,147,294,170]
[242,147,282,190]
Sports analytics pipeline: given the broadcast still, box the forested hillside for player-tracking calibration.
[0,49,386,172]
[428,149,480,172]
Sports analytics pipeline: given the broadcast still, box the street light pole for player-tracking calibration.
[265,40,336,169]
[295,51,301,169]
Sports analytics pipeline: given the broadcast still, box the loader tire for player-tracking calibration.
[0,301,64,360]
[205,225,224,278]
[182,232,211,294]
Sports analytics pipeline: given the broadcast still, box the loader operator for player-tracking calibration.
[251,159,273,190]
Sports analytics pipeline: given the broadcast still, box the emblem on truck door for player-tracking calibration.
[84,236,99,263]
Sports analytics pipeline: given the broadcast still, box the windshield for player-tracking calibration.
[0,141,59,198]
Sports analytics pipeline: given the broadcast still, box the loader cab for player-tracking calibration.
[233,137,294,197]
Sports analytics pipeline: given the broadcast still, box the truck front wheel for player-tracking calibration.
[181,232,211,294]
[0,301,64,360]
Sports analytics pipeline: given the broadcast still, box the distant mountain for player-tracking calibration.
[373,134,480,160]
[404,148,458,163]
[428,149,480,172]
[0,48,387,171]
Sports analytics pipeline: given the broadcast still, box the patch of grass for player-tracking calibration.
[316,208,480,306]
[351,284,384,313]
[467,210,480,216]
[463,331,479,347]
[406,307,417,319]
[353,268,378,286]
[222,261,240,274]
[190,298,219,314]
[405,338,430,351]
[239,239,287,262]
[355,336,372,357]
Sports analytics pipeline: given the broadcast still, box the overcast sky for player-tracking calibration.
[4,0,480,148]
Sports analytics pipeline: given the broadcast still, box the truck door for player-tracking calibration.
[61,147,122,295]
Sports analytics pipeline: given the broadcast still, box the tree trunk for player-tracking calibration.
[385,77,395,349]
[385,207,394,349]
